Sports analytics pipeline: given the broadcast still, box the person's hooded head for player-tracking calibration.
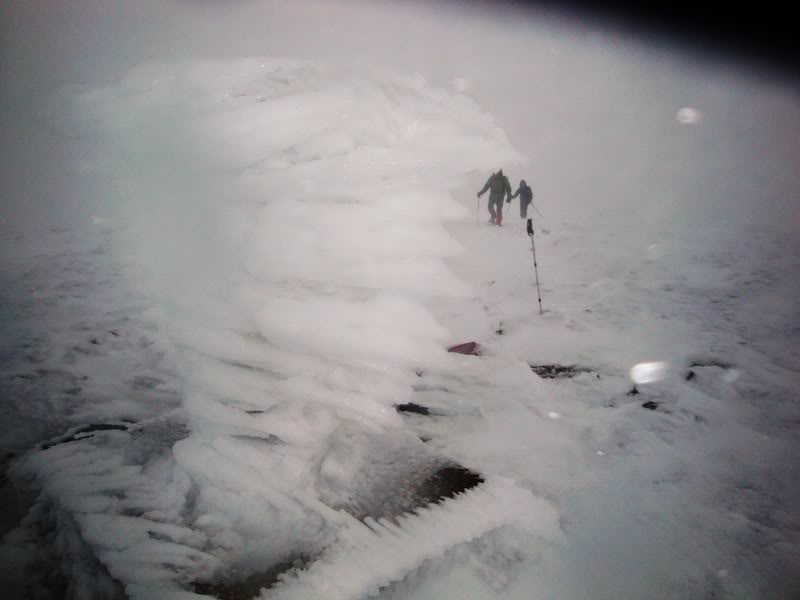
[497,169,503,176]
[520,179,527,187]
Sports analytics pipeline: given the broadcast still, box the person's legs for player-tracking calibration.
[494,199,503,226]
[487,198,496,223]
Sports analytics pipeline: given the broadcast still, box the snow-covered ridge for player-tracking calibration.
[5,59,535,598]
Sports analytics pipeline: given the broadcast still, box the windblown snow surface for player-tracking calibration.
[2,58,799,600]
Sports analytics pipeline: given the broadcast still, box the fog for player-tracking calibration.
[1,2,798,599]
[3,0,798,237]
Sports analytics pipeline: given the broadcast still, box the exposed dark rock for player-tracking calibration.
[395,403,430,416]
[416,466,484,506]
[41,423,131,450]
[689,358,733,369]
[192,557,308,600]
[531,364,594,379]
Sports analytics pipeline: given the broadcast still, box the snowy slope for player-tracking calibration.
[0,225,181,542]
[2,55,799,600]
[401,213,800,599]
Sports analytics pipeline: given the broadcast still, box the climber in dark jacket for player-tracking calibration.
[477,169,512,226]
[511,180,533,219]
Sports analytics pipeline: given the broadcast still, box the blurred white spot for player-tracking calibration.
[547,411,560,419]
[597,450,605,456]
[630,361,668,384]
[717,569,728,578]
[91,216,109,226]
[677,107,703,124]
[722,369,740,383]
[451,77,469,92]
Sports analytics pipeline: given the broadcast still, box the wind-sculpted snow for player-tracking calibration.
[4,60,535,599]
[265,478,561,600]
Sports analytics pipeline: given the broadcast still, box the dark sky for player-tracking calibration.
[506,0,799,77]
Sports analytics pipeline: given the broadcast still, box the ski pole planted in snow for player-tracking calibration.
[527,218,543,315]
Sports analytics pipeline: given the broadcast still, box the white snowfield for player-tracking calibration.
[2,57,799,600]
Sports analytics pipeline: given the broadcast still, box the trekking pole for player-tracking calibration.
[527,218,543,315]
[476,194,480,224]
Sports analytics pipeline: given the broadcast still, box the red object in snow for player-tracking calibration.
[447,341,480,356]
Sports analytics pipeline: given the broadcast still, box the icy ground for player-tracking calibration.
[1,59,799,600]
